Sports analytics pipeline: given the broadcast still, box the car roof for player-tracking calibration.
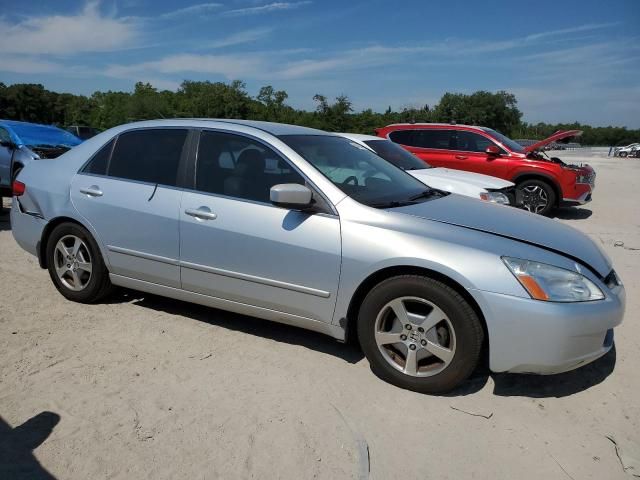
[382,123,484,130]
[122,118,335,137]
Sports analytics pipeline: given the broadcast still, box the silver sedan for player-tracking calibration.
[10,120,625,393]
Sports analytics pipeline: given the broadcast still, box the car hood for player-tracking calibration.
[410,168,513,189]
[523,130,582,153]
[390,194,611,277]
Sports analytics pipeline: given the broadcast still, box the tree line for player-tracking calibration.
[0,81,637,146]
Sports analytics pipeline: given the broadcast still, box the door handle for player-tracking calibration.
[80,185,103,197]
[455,155,467,160]
[185,207,217,221]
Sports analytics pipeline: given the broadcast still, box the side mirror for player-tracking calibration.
[0,140,17,150]
[485,145,501,156]
[270,184,313,210]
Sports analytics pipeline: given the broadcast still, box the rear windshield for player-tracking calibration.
[481,128,525,153]
[363,139,432,170]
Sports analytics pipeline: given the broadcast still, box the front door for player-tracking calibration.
[179,130,341,324]
[70,128,189,288]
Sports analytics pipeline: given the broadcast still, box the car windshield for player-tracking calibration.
[362,139,432,170]
[279,135,438,208]
[8,122,82,148]
[481,128,525,153]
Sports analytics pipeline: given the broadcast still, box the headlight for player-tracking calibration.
[576,174,591,184]
[502,257,604,302]
[480,191,510,205]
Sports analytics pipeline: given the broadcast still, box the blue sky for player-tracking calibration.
[1,0,639,127]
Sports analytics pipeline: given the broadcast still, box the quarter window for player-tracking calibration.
[388,130,415,146]
[82,139,114,175]
[195,131,304,203]
[108,129,188,187]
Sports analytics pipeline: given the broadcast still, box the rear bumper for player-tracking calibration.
[10,197,46,258]
[469,286,625,374]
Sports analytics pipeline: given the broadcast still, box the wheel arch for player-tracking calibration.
[38,216,93,269]
[344,265,488,355]
[512,172,562,206]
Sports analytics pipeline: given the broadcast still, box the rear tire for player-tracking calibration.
[357,275,484,394]
[46,222,113,303]
[517,179,556,216]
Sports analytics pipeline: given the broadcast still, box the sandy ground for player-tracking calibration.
[1,148,639,479]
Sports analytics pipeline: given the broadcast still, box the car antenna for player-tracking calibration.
[148,183,159,201]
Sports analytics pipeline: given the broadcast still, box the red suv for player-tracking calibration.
[375,124,595,215]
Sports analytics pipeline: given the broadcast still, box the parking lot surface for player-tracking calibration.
[1,149,639,479]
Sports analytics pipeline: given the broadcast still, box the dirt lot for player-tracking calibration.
[1,149,639,479]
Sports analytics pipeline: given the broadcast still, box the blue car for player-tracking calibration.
[0,120,82,200]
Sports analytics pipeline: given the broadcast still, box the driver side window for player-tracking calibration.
[0,127,11,144]
[195,131,305,203]
[453,131,503,153]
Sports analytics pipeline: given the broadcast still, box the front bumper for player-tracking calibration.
[562,189,592,206]
[469,285,625,374]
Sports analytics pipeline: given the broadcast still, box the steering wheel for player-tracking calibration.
[342,175,359,186]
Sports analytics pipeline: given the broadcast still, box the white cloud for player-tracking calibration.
[0,1,137,55]
[205,28,272,49]
[106,53,265,79]
[223,1,311,16]
[0,56,63,74]
[159,3,222,19]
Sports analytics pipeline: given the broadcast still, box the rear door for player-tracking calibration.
[70,128,190,288]
[179,129,341,324]
[388,129,456,167]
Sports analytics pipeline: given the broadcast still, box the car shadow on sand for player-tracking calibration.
[109,290,616,398]
[107,289,365,364]
[553,207,593,220]
[443,345,616,398]
[0,411,60,479]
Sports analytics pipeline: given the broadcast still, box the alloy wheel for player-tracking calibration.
[521,185,549,214]
[374,296,456,377]
[53,235,93,291]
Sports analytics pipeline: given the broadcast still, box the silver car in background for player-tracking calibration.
[11,119,625,393]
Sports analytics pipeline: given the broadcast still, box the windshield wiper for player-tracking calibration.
[408,189,436,201]
[369,200,414,209]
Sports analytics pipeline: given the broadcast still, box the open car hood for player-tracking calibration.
[523,130,582,153]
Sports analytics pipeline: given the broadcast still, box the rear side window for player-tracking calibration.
[389,129,454,149]
[413,130,453,149]
[82,139,114,175]
[108,129,188,187]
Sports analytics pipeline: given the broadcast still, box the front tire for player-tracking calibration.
[517,179,556,216]
[46,222,113,303]
[357,275,484,394]
[619,151,628,158]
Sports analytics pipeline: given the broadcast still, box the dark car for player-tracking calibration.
[66,125,100,140]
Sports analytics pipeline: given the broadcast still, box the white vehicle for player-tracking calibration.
[340,133,517,206]
[615,143,640,157]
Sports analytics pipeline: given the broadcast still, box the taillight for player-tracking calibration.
[12,180,26,196]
